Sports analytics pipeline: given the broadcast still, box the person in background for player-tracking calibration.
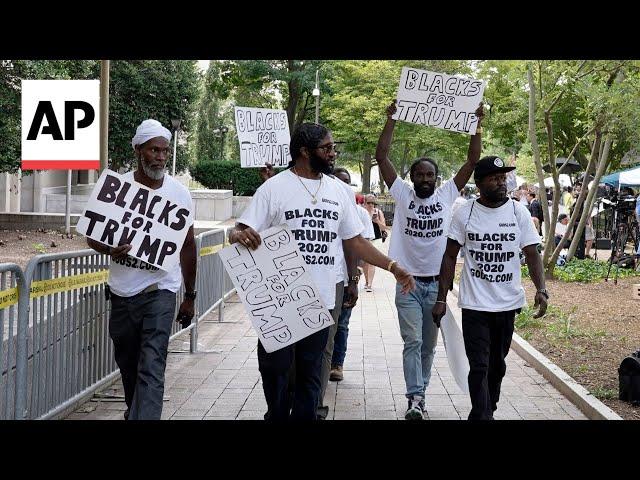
[362,193,388,292]
[554,213,571,248]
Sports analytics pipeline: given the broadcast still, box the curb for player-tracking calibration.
[450,284,622,420]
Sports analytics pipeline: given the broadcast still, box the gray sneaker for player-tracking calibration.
[405,395,425,420]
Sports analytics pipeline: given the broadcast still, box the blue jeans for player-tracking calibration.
[331,306,354,367]
[395,280,439,399]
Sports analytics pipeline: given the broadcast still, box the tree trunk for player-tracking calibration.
[527,65,554,268]
[362,152,372,194]
[566,134,612,261]
[286,60,301,128]
[548,129,601,268]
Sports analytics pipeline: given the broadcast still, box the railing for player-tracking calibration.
[0,228,235,419]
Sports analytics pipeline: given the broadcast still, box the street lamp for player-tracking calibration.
[171,118,182,176]
[213,126,229,160]
[312,69,320,124]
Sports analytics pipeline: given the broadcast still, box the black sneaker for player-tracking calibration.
[405,395,425,420]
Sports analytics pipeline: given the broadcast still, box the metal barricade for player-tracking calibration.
[0,263,28,420]
[5,227,236,419]
[22,250,115,419]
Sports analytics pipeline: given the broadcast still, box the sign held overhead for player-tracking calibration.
[234,107,291,168]
[393,67,485,135]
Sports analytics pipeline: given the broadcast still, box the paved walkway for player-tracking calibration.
[65,248,587,420]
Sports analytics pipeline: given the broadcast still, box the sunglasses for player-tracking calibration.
[366,201,377,205]
[316,143,340,156]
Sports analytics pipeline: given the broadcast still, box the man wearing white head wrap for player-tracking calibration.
[86,118,197,420]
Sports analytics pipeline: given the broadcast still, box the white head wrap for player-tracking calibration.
[131,119,172,150]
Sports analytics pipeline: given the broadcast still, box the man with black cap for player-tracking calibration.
[432,155,548,420]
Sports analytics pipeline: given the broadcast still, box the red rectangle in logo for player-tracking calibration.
[21,160,100,170]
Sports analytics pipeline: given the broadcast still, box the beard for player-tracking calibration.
[483,186,507,203]
[309,152,333,175]
[414,184,435,199]
[141,158,165,180]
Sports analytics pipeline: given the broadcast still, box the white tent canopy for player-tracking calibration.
[619,166,640,186]
[534,174,572,188]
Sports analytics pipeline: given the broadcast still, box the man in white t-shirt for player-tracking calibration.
[432,156,548,420]
[86,119,197,420]
[555,213,571,248]
[229,123,415,422]
[329,167,375,383]
[375,100,484,420]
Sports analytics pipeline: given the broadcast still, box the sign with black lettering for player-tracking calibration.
[234,106,291,168]
[76,170,193,272]
[219,225,333,352]
[393,67,485,135]
[21,80,100,170]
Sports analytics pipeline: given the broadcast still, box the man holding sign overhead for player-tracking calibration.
[375,97,484,420]
[85,119,197,420]
[229,122,415,421]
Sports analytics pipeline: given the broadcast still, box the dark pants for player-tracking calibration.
[573,224,586,259]
[331,305,354,367]
[461,308,516,420]
[317,283,343,419]
[109,289,176,420]
[258,327,330,422]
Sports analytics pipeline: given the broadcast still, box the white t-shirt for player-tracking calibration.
[238,170,363,309]
[450,196,468,225]
[108,171,194,297]
[555,222,568,237]
[333,178,364,285]
[388,177,459,276]
[449,199,541,312]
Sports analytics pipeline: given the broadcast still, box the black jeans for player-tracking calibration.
[461,308,517,420]
[109,289,176,420]
[258,326,330,422]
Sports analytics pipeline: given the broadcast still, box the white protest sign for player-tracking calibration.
[22,79,100,170]
[393,67,485,135]
[219,224,333,353]
[76,170,193,272]
[440,305,470,394]
[234,106,291,168]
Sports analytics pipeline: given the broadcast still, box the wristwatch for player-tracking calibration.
[348,274,360,284]
[537,289,549,300]
[185,290,197,300]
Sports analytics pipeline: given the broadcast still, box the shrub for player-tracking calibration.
[522,258,640,283]
[190,161,286,196]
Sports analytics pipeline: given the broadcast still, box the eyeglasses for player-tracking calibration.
[316,143,340,156]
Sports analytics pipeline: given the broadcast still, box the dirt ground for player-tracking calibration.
[0,228,88,270]
[519,274,640,420]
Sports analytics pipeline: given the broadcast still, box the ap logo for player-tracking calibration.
[22,80,100,170]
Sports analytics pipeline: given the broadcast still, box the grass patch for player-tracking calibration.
[522,258,640,283]
[591,387,617,400]
[515,304,607,345]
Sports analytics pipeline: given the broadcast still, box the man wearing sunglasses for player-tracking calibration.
[231,123,415,421]
[375,100,484,420]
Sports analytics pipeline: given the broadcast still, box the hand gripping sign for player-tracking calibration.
[393,67,485,135]
[234,107,291,168]
[76,170,193,272]
[219,225,333,352]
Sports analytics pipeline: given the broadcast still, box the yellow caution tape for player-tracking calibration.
[0,287,19,310]
[29,270,109,299]
[199,244,224,257]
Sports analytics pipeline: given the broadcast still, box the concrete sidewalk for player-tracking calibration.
[65,259,587,421]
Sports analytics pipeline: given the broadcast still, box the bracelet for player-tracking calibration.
[436,300,446,304]
[387,260,397,272]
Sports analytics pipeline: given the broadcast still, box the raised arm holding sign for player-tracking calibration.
[372,94,484,421]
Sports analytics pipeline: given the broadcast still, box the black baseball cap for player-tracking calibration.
[474,156,516,182]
